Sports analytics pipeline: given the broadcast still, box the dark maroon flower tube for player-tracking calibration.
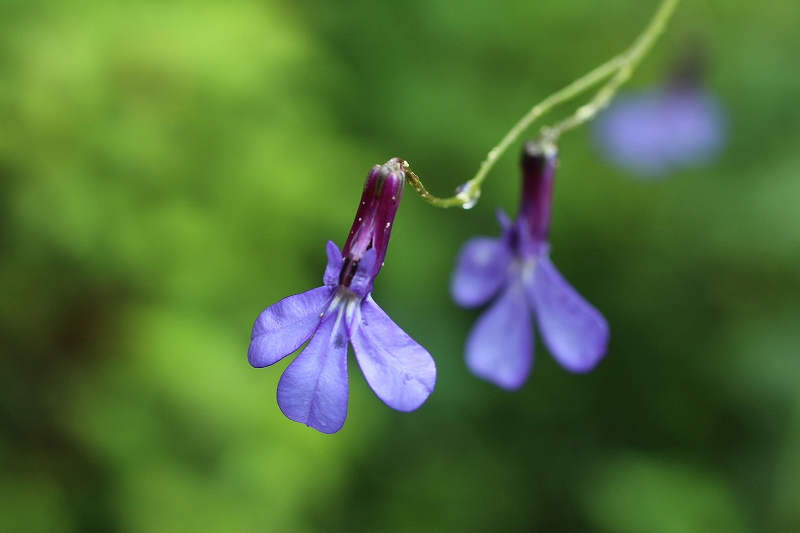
[518,140,558,256]
[339,157,406,289]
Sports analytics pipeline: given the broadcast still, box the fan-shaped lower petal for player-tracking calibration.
[466,283,533,390]
[529,256,609,373]
[277,308,349,434]
[451,237,512,308]
[248,286,335,368]
[350,296,436,412]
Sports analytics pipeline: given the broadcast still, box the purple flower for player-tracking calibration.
[593,86,727,177]
[249,159,436,433]
[451,141,609,390]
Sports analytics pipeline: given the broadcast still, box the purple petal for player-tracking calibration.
[349,248,377,298]
[593,89,726,177]
[451,237,512,308]
[465,282,533,390]
[323,241,343,287]
[529,256,609,373]
[350,295,436,411]
[276,307,349,433]
[248,286,335,368]
[495,208,513,232]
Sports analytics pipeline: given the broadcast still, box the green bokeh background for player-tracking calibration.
[1,0,799,531]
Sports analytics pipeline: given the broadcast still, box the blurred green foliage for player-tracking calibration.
[0,0,799,531]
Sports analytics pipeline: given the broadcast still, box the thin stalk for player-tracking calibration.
[411,0,681,208]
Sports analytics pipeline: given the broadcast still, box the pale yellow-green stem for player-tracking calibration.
[409,0,682,209]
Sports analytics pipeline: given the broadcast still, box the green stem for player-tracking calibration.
[547,0,680,139]
[410,0,681,209]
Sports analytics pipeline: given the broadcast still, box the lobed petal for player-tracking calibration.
[276,307,349,433]
[323,241,344,287]
[529,256,609,373]
[451,237,512,308]
[350,296,436,412]
[465,282,533,390]
[248,286,334,368]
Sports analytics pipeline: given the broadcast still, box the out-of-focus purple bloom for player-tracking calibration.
[593,87,727,177]
[249,159,436,434]
[451,141,609,390]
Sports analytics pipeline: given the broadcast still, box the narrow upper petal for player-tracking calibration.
[529,256,609,373]
[276,306,349,433]
[324,241,343,287]
[349,248,377,298]
[451,237,512,308]
[495,208,513,233]
[349,295,436,412]
[465,282,533,390]
[248,286,334,368]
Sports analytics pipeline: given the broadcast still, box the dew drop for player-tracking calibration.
[461,195,479,209]
[455,183,480,210]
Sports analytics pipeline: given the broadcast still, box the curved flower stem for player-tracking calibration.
[410,0,681,209]
[405,168,478,208]
[546,0,680,140]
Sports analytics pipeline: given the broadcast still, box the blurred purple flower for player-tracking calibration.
[593,87,727,177]
[451,141,609,390]
[249,159,436,433]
